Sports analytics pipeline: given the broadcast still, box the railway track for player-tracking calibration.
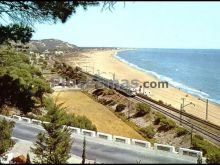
[135,96,220,146]
[81,70,220,146]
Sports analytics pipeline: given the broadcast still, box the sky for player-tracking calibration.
[32,2,220,49]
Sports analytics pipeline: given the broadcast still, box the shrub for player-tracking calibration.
[103,88,115,95]
[158,118,176,132]
[154,112,166,125]
[64,113,97,131]
[140,125,156,139]
[115,104,126,112]
[158,100,164,105]
[175,127,189,137]
[191,134,220,162]
[92,89,104,96]
[194,134,204,141]
[134,103,151,117]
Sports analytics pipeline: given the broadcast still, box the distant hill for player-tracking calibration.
[27,39,78,53]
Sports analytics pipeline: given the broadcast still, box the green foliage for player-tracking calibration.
[103,88,115,95]
[63,113,97,131]
[0,24,33,45]
[175,127,189,137]
[0,118,15,154]
[154,112,166,125]
[206,153,220,164]
[194,134,204,141]
[140,125,156,139]
[158,117,176,131]
[191,134,220,163]
[0,2,116,24]
[30,98,73,164]
[0,49,52,113]
[134,103,151,117]
[115,104,126,112]
[53,61,87,83]
[154,112,176,131]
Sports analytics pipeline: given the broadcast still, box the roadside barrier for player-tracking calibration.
[179,148,203,157]
[97,132,113,140]
[131,139,151,148]
[12,115,22,121]
[154,143,176,153]
[113,135,131,144]
[68,126,81,134]
[8,114,203,159]
[21,117,31,123]
[81,129,96,137]
[31,119,42,125]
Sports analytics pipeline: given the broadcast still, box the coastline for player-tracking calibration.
[66,48,220,126]
[113,50,220,107]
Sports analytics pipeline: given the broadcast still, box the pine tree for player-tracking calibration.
[0,118,15,155]
[82,136,86,164]
[30,98,73,164]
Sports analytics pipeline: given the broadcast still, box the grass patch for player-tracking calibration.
[52,91,145,140]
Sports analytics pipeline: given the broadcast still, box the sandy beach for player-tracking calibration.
[66,49,220,126]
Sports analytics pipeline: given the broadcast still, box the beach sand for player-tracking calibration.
[66,49,220,126]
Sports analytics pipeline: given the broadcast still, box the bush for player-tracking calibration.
[194,134,204,141]
[154,112,166,125]
[175,127,189,137]
[103,88,115,95]
[92,89,104,96]
[191,134,220,162]
[64,113,97,131]
[206,153,220,164]
[140,125,156,139]
[134,103,151,117]
[158,117,176,132]
[115,104,126,112]
[158,100,164,105]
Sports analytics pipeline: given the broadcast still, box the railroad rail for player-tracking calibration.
[135,96,220,146]
[81,70,220,146]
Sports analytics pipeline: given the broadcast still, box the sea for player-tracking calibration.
[115,48,220,105]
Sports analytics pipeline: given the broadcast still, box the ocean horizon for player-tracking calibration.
[115,48,220,105]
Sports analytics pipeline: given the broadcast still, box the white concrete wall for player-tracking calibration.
[131,139,151,148]
[12,115,22,121]
[179,147,203,157]
[6,114,204,159]
[154,143,175,153]
[113,135,131,144]
[21,117,31,123]
[42,121,50,124]
[31,119,42,125]
[97,132,113,141]
[68,126,81,134]
[81,129,96,137]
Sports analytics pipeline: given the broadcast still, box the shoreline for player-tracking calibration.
[113,49,220,107]
[66,48,220,126]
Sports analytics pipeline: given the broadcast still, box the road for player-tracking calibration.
[0,116,197,164]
